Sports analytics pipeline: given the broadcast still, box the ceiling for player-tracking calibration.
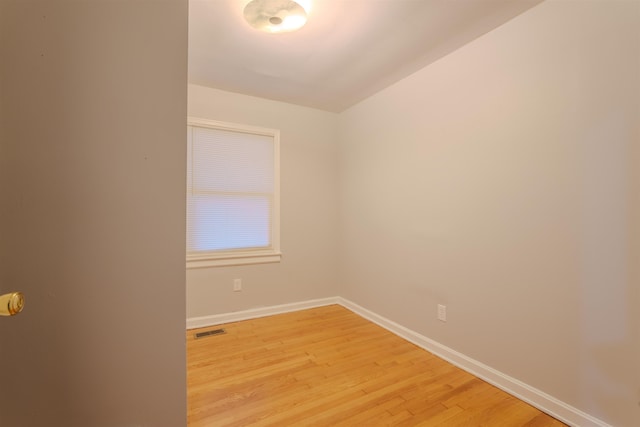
[188,0,543,113]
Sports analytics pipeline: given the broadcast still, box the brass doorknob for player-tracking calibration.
[0,292,25,316]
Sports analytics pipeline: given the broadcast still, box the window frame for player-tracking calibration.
[186,117,281,268]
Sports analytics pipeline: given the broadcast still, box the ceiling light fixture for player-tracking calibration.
[243,0,311,33]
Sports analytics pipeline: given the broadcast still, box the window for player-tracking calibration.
[187,118,280,268]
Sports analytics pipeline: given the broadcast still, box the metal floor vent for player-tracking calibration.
[194,328,226,339]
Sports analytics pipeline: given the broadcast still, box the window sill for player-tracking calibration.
[187,250,282,269]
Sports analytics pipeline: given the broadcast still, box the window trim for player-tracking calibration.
[186,117,281,269]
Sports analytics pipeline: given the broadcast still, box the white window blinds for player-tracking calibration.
[187,119,280,267]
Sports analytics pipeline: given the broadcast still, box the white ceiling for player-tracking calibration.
[189,0,543,112]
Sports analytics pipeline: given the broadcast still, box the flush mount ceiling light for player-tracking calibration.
[243,0,311,33]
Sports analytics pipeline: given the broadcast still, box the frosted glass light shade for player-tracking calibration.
[243,0,309,33]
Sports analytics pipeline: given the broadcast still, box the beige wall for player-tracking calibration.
[186,85,340,318]
[0,1,187,426]
[338,1,639,426]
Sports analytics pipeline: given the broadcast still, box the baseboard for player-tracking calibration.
[186,296,340,330]
[186,296,610,427]
[337,297,611,427]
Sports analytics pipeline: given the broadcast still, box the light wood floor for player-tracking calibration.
[187,305,566,426]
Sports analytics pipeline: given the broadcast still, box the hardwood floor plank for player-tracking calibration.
[187,305,566,426]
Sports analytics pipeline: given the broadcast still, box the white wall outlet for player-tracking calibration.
[437,304,447,322]
[233,279,242,292]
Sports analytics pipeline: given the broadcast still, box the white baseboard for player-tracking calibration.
[186,296,339,330]
[337,297,611,427]
[187,296,610,427]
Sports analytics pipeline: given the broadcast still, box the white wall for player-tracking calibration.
[187,85,340,318]
[0,1,187,426]
[338,1,639,426]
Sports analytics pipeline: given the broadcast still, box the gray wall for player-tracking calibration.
[187,85,340,318]
[0,1,187,426]
[338,1,639,426]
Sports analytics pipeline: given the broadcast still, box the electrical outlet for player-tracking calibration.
[437,304,447,322]
[233,279,242,292]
